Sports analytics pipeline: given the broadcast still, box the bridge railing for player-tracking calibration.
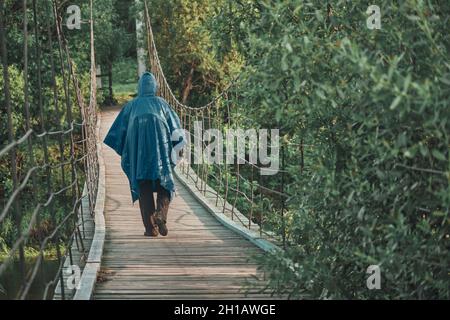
[0,0,98,299]
[143,1,292,248]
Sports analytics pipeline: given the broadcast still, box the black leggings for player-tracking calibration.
[138,180,170,232]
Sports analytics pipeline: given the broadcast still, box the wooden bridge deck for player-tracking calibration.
[94,106,271,300]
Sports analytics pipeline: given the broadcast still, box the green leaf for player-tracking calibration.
[431,149,446,161]
[357,207,365,220]
[347,190,355,206]
[316,89,326,100]
[396,132,407,147]
[389,96,402,110]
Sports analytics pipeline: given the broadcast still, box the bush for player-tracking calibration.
[0,65,25,143]
[231,1,450,299]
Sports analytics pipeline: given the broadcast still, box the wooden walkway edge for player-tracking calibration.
[93,106,275,300]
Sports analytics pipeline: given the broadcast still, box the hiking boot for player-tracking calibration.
[144,215,159,237]
[144,229,158,237]
[154,210,168,236]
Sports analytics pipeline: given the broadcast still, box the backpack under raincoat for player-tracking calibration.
[103,72,184,203]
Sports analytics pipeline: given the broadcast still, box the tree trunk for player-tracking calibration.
[181,66,195,104]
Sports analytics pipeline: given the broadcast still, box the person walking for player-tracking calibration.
[104,71,184,237]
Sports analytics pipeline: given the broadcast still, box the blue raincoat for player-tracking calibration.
[103,72,184,203]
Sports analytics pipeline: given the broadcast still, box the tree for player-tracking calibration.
[93,0,131,105]
[139,0,242,106]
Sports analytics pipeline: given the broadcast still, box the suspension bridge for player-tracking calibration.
[0,1,289,300]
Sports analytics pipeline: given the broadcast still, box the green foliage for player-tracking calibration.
[65,0,133,104]
[140,0,242,106]
[0,0,92,254]
[113,58,138,86]
[0,65,25,143]
[225,0,450,299]
[94,0,132,68]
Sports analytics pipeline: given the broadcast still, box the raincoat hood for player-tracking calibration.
[138,72,157,96]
